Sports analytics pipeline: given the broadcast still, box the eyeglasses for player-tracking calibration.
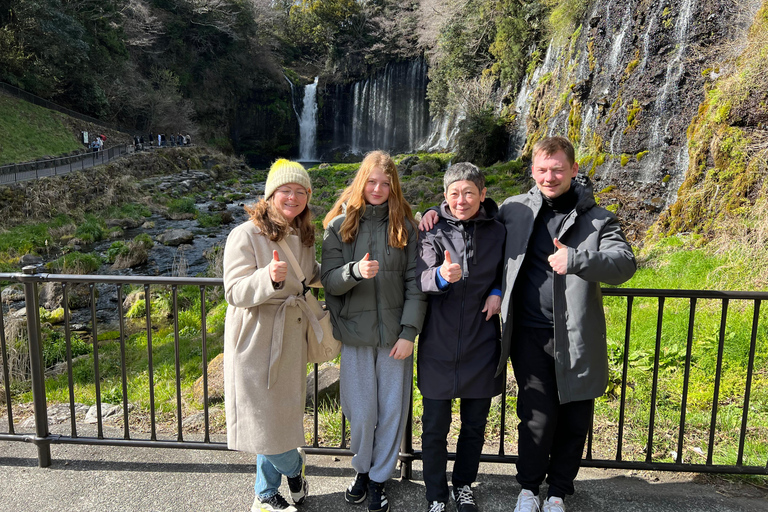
[275,188,308,199]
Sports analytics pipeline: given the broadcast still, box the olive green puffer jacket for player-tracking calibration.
[321,202,427,348]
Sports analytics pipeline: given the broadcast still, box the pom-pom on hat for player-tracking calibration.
[264,159,312,200]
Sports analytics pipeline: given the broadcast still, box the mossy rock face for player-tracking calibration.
[39,282,95,310]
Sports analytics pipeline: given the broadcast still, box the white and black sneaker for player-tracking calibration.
[252,492,298,512]
[345,472,369,504]
[452,485,478,512]
[367,480,389,512]
[428,501,446,512]
[287,448,308,505]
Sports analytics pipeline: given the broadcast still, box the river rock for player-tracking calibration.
[193,353,224,405]
[157,229,194,246]
[306,363,340,408]
[208,201,228,212]
[85,403,123,423]
[40,282,94,310]
[106,218,143,229]
[19,254,43,267]
[1,285,24,304]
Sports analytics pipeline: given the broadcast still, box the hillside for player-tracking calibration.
[0,92,83,165]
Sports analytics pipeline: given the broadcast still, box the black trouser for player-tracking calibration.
[511,326,593,499]
[421,396,492,502]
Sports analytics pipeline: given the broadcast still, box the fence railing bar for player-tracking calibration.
[0,295,14,434]
[200,286,210,444]
[117,284,130,440]
[21,267,51,466]
[737,300,760,466]
[616,296,634,461]
[707,299,729,465]
[90,284,104,439]
[586,408,594,461]
[62,283,77,438]
[172,286,183,442]
[677,297,697,464]
[498,364,507,457]
[313,362,320,448]
[646,296,665,463]
[145,284,157,441]
[341,412,347,449]
[400,378,415,480]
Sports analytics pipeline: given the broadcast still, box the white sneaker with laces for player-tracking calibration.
[427,501,446,512]
[513,489,541,512]
[542,496,565,512]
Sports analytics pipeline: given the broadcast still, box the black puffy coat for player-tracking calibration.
[415,199,506,400]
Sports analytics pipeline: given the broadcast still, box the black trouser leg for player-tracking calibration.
[452,397,492,489]
[422,397,452,502]
[546,399,593,498]
[512,326,593,498]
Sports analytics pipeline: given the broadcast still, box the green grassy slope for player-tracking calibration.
[0,93,83,165]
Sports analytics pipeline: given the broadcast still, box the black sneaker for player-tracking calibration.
[452,485,478,512]
[367,480,389,512]
[428,501,447,512]
[287,448,308,505]
[345,472,369,504]
[252,492,298,512]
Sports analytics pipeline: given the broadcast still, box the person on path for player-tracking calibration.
[415,162,506,512]
[420,136,636,512]
[223,159,318,512]
[321,150,427,512]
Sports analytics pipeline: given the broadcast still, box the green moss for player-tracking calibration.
[620,154,631,167]
[625,59,640,75]
[606,204,619,214]
[625,99,642,133]
[636,150,650,162]
[662,175,672,183]
[600,185,616,194]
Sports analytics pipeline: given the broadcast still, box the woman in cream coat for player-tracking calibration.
[223,159,319,512]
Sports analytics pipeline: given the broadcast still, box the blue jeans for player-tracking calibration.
[255,449,303,500]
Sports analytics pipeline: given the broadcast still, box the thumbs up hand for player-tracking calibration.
[439,250,462,283]
[547,238,569,275]
[357,253,379,279]
[269,250,288,283]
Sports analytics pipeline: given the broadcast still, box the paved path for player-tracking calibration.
[2,437,767,512]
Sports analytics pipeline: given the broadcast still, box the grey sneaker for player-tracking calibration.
[428,501,446,512]
[542,496,565,512]
[452,485,478,512]
[252,493,298,512]
[287,448,308,505]
[513,489,540,512]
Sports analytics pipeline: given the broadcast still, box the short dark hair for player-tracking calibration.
[443,162,485,193]
[532,136,576,167]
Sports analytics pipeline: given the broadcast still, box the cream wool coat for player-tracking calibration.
[223,220,320,455]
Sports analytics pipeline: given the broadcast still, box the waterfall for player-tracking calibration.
[332,58,434,156]
[284,75,300,119]
[299,77,319,161]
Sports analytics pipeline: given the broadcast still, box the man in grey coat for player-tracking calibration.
[499,136,636,512]
[419,136,636,512]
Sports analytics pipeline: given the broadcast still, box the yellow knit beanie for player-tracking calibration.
[264,159,312,200]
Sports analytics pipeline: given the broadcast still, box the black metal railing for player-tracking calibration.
[0,145,130,185]
[1,269,766,476]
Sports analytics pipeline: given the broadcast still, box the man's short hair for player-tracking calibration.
[443,162,485,193]
[532,136,576,167]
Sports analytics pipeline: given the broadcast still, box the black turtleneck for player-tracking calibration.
[514,186,578,328]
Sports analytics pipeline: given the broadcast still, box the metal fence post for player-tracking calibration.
[21,265,51,467]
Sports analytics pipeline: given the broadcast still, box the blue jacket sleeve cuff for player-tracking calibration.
[435,270,450,290]
[489,288,501,297]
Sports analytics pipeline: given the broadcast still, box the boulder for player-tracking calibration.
[1,285,24,304]
[40,282,94,310]
[157,228,194,246]
[19,254,43,267]
[193,353,225,405]
[306,363,341,408]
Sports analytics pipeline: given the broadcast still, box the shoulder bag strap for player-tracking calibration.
[276,237,310,294]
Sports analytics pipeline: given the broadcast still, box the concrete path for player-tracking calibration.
[2,437,767,512]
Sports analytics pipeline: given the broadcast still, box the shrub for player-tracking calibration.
[47,252,102,274]
[167,197,197,215]
[74,214,106,243]
[455,109,509,167]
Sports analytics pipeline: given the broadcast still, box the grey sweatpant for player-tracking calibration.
[340,344,413,483]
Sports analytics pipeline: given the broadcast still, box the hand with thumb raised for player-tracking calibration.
[357,252,379,279]
[269,249,288,283]
[440,250,462,283]
[547,238,569,275]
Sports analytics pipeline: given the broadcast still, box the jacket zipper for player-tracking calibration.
[453,228,470,396]
[371,206,386,349]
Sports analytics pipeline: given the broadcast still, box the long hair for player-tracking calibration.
[245,197,315,247]
[323,150,414,249]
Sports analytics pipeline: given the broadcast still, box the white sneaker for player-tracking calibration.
[542,496,565,512]
[514,489,541,512]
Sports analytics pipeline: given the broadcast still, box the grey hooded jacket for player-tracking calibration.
[495,176,636,403]
[321,202,427,348]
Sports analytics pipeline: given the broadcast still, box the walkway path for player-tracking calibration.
[1,430,766,511]
[0,145,132,185]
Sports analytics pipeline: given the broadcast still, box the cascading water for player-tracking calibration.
[299,77,319,161]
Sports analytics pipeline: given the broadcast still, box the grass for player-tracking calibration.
[0,94,83,165]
